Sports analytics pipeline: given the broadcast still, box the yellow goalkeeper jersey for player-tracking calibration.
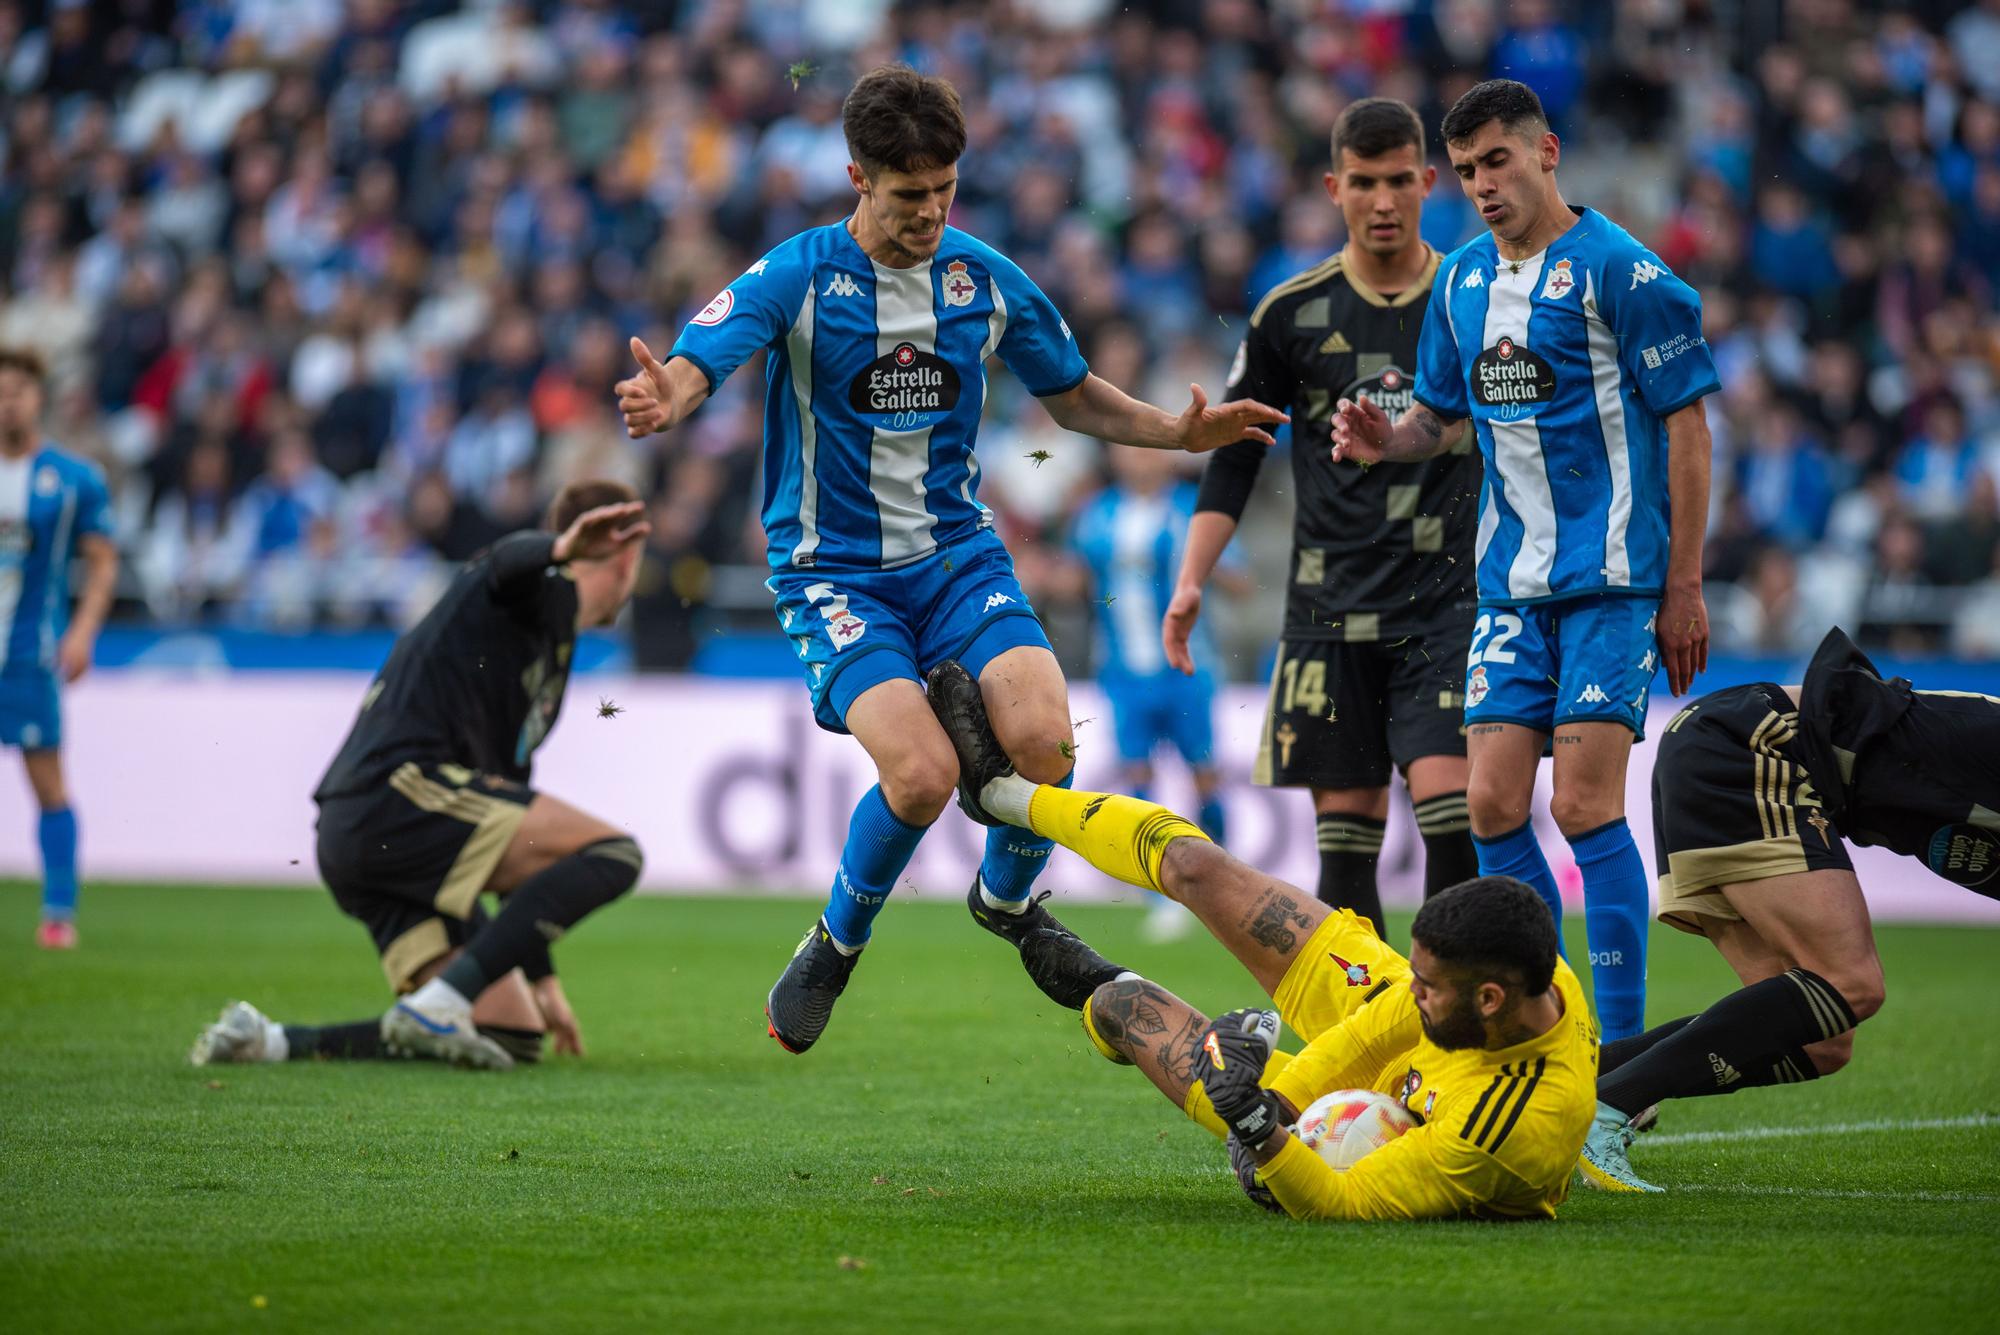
[1258,956,1599,1222]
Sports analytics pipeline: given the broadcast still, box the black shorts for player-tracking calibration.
[1651,683,1852,936]
[315,761,535,990]
[1253,625,1471,791]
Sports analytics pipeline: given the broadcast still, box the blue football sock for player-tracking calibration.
[979,769,1073,905]
[1568,818,1650,1042]
[821,786,929,950]
[39,807,78,922]
[1196,793,1227,845]
[1473,822,1566,956]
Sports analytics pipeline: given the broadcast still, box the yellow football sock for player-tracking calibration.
[1080,995,1134,1065]
[1024,786,1211,894]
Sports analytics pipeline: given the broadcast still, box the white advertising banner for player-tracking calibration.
[1,672,1994,924]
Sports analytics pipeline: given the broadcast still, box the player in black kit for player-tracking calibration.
[1579,627,2000,1191]
[191,481,650,1071]
[1164,99,1481,935]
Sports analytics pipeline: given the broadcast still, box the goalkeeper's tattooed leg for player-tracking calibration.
[1086,976,1210,1109]
[1155,838,1332,998]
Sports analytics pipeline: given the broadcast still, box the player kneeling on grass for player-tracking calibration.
[927,660,1598,1220]
[1579,627,1999,1192]
[191,481,650,1072]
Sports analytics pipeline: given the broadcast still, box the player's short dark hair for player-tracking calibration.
[0,346,49,385]
[545,478,640,535]
[842,64,967,177]
[1440,79,1550,148]
[1331,97,1426,166]
[1410,876,1559,997]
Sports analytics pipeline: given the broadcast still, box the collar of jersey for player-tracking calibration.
[836,220,957,275]
[1488,205,1597,272]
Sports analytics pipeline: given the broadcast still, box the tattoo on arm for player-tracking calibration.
[1242,886,1314,954]
[1414,407,1443,445]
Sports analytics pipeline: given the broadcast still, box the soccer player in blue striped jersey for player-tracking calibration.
[1332,81,1718,1042]
[0,349,117,950]
[1070,446,1236,940]
[615,67,1285,1052]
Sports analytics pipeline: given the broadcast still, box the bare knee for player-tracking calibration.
[1823,962,1885,1025]
[1550,789,1623,839]
[1159,836,1233,904]
[879,746,958,825]
[1009,725,1075,785]
[1467,773,1530,837]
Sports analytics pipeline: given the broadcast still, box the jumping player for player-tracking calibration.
[0,348,116,950]
[190,481,649,1071]
[1166,98,1480,939]
[1333,80,1719,1040]
[613,66,1284,1053]
[927,659,1597,1221]
[1581,628,1999,1190]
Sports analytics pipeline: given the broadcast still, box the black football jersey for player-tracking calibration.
[314,533,580,800]
[1199,248,1479,641]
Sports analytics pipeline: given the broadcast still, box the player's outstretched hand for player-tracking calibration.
[1192,1007,1285,1149]
[1174,383,1287,454]
[533,975,585,1058]
[1161,584,1203,676]
[56,628,93,684]
[617,337,672,439]
[1330,393,1391,465]
[554,501,651,564]
[1658,580,1709,697]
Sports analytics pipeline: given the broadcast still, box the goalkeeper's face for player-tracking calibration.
[1408,944,1504,1051]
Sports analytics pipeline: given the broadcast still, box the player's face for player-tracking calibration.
[1325,145,1435,259]
[1407,945,1493,1051]
[1445,120,1559,248]
[0,367,43,446]
[852,162,957,262]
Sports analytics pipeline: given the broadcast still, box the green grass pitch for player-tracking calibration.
[3,882,1998,1333]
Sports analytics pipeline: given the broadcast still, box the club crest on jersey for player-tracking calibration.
[1472,336,1558,421]
[1331,952,1372,988]
[1467,664,1490,708]
[942,260,977,308]
[691,289,733,326]
[35,467,60,496]
[1539,258,1575,301]
[849,342,961,430]
[1401,1068,1423,1102]
[825,611,867,649]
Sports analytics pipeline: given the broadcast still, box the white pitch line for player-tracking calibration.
[1674,1184,2000,1204]
[1646,1112,2000,1147]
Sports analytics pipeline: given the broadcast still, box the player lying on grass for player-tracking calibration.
[1580,627,2000,1191]
[926,660,1597,1221]
[191,480,650,1072]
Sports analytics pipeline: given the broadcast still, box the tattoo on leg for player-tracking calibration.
[1242,886,1314,954]
[1469,724,1507,736]
[1092,978,1173,1059]
[1161,1012,1206,1087]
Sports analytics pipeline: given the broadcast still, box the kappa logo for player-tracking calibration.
[1539,258,1575,300]
[1319,330,1352,354]
[942,260,977,307]
[1629,259,1665,289]
[1330,952,1373,988]
[982,592,1015,613]
[1576,683,1609,704]
[823,272,863,298]
[744,259,769,277]
[1461,268,1485,289]
[1641,649,1657,674]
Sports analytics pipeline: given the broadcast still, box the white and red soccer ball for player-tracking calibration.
[1293,1089,1417,1170]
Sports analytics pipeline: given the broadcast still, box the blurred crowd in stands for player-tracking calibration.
[2,0,1997,668]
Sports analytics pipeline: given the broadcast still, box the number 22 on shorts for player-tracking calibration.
[1467,613,1523,667]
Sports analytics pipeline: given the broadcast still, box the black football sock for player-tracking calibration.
[1599,1015,1696,1077]
[284,1021,388,1060]
[476,1024,546,1064]
[1316,813,1386,937]
[1412,792,1478,898]
[1598,968,1858,1115]
[440,836,643,999]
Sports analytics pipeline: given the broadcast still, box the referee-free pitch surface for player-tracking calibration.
[4,884,1997,1333]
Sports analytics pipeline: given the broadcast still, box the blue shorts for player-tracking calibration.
[1463,594,1659,739]
[767,528,1054,734]
[1103,670,1217,767]
[0,670,60,750]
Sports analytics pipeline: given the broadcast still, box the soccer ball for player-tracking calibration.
[1294,1089,1417,1170]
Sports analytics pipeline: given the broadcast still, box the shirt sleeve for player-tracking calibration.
[73,464,112,543]
[1267,987,1423,1117]
[1598,249,1720,418]
[669,246,812,393]
[484,531,559,603]
[990,256,1089,397]
[1412,259,1470,421]
[1258,1122,1517,1221]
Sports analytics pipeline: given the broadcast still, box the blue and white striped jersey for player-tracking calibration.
[0,444,110,674]
[1072,480,1214,679]
[673,222,1089,572]
[1413,207,1718,605]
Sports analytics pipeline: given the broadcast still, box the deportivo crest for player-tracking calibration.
[1330,952,1372,988]
[1467,665,1490,708]
[1471,336,1558,420]
[848,342,961,430]
[942,260,977,307]
[691,289,733,326]
[1539,258,1575,300]
[825,611,867,648]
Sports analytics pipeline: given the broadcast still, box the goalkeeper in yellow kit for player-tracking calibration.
[928,661,1598,1220]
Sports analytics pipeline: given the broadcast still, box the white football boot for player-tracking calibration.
[190,1000,283,1065]
[380,983,514,1071]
